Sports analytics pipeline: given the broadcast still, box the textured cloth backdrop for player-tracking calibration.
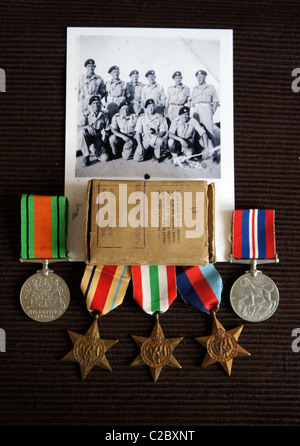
[0,0,299,427]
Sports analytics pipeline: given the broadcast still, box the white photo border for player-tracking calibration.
[65,27,234,262]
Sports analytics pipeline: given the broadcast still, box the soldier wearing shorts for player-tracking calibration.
[134,99,168,162]
[109,102,137,160]
[77,95,110,165]
[168,106,208,158]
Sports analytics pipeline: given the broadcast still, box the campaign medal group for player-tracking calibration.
[19,193,279,381]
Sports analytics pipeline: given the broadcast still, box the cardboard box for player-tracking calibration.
[85,180,215,265]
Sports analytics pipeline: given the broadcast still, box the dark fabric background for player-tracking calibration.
[0,0,300,428]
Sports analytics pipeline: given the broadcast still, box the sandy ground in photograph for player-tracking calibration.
[75,148,221,180]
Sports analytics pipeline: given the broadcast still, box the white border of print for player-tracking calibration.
[65,27,234,262]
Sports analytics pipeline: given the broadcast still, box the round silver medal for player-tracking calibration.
[230,272,279,322]
[20,271,70,322]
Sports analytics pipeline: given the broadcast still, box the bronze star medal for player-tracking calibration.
[61,316,118,380]
[130,315,183,382]
[195,310,250,376]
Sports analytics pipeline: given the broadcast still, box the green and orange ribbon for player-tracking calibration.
[20,194,68,260]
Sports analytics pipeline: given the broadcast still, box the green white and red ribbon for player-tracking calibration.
[132,265,177,315]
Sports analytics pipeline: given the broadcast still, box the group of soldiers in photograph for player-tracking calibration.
[77,58,220,166]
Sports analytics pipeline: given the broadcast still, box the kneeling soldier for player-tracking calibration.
[77,95,110,166]
[134,99,168,162]
[168,106,208,158]
[109,102,137,160]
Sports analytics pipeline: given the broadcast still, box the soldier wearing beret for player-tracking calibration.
[105,66,127,120]
[109,102,137,160]
[191,70,219,143]
[77,95,110,166]
[134,99,168,162]
[168,106,208,158]
[141,70,165,116]
[166,71,191,121]
[78,59,105,115]
[126,70,144,116]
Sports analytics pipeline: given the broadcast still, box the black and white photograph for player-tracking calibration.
[65,27,234,261]
[73,30,223,179]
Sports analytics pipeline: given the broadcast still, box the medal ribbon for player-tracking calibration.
[20,194,68,260]
[81,264,131,315]
[232,209,276,259]
[132,265,177,315]
[176,264,222,313]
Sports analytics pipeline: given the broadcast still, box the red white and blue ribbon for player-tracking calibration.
[232,209,276,259]
[176,264,222,313]
[132,265,177,315]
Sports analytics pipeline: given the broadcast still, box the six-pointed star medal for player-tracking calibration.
[195,312,250,376]
[130,316,183,382]
[61,318,118,380]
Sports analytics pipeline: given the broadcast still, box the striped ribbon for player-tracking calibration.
[232,209,276,259]
[81,264,131,315]
[176,264,222,313]
[20,194,68,260]
[132,265,177,315]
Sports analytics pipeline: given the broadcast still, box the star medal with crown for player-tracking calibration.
[130,265,183,382]
[176,264,250,376]
[61,264,131,379]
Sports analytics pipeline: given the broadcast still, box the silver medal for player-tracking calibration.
[230,271,279,323]
[20,260,70,322]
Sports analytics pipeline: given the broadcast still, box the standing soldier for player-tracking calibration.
[105,66,127,120]
[78,59,105,115]
[141,70,165,115]
[166,71,191,121]
[134,99,168,162]
[126,70,144,116]
[191,70,219,144]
